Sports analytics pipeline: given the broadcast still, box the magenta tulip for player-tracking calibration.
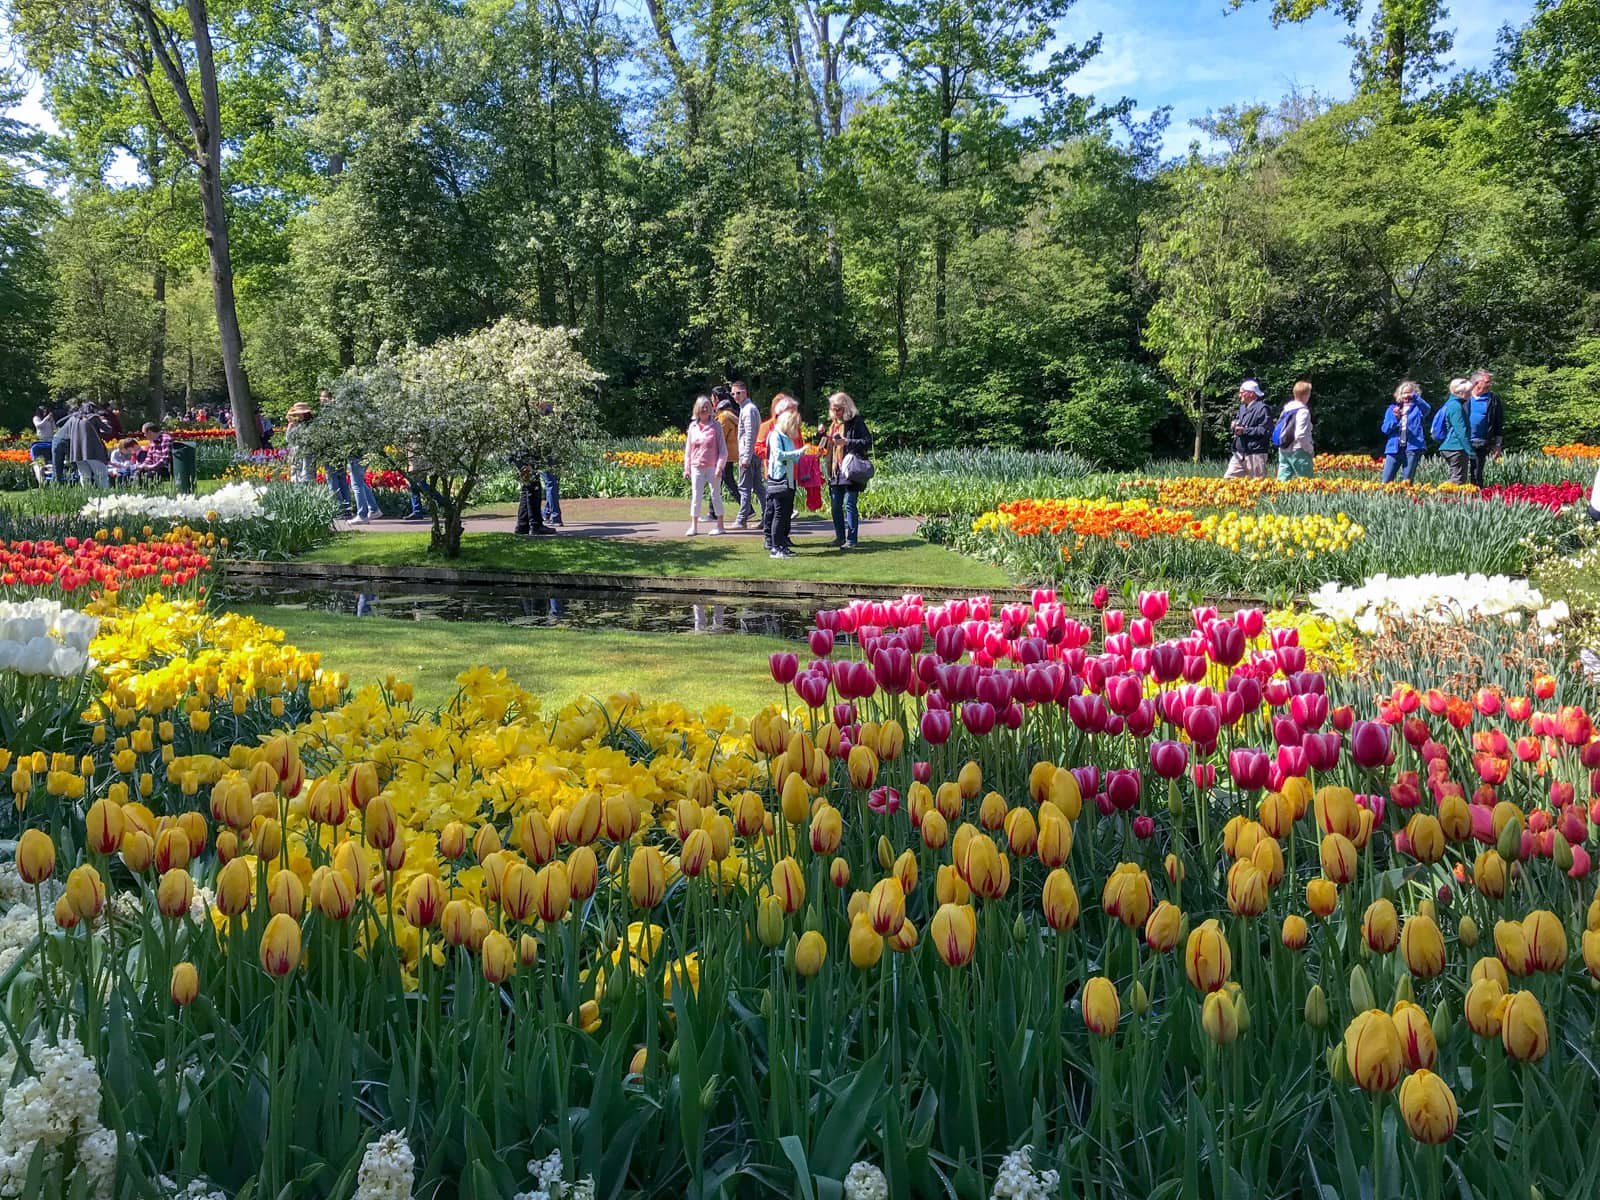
[1138,590,1169,622]
[920,709,952,745]
[1150,740,1189,779]
[1149,644,1183,684]
[1206,622,1245,667]
[961,701,997,736]
[769,653,799,685]
[1349,720,1391,769]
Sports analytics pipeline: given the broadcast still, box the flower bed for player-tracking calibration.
[79,481,267,524]
[0,578,1594,1196]
[0,528,214,604]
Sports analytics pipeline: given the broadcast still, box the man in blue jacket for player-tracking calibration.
[1467,370,1503,487]
[1380,381,1430,483]
[1224,380,1272,478]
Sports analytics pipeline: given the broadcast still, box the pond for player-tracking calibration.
[220,581,821,639]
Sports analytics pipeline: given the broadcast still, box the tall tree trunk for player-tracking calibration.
[147,260,166,423]
[1192,399,1203,463]
[185,0,259,450]
[934,63,952,351]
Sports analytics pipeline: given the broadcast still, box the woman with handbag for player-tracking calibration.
[824,391,872,548]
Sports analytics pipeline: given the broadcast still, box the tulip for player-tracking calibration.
[1494,919,1533,977]
[1362,899,1398,954]
[1343,1009,1403,1092]
[1463,976,1506,1037]
[567,846,598,901]
[930,903,978,967]
[1349,720,1390,769]
[627,847,667,909]
[756,894,785,948]
[1101,863,1154,928]
[936,863,969,906]
[481,930,516,984]
[1082,976,1120,1037]
[313,866,357,920]
[1585,928,1600,980]
[1185,919,1232,993]
[771,857,805,914]
[362,796,397,851]
[170,961,199,1007]
[961,834,1007,900]
[848,913,885,969]
[1398,1070,1458,1145]
[868,877,907,936]
[405,875,445,929]
[15,829,54,886]
[1400,914,1445,978]
[1037,808,1072,867]
[1202,990,1239,1045]
[1281,914,1309,950]
[1522,909,1567,973]
[1123,878,1173,940]
[259,913,302,978]
[84,799,125,857]
[769,652,798,684]
[1306,878,1338,918]
[157,868,193,920]
[1473,849,1507,899]
[53,895,78,930]
[1225,860,1267,918]
[680,827,713,877]
[795,930,827,977]
[1048,769,1083,820]
[1149,740,1188,780]
[120,830,154,874]
[268,869,306,920]
[1497,990,1548,1062]
[65,864,105,921]
[1042,868,1079,931]
[1392,1000,1437,1071]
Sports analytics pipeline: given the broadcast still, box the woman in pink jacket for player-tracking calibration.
[683,394,729,536]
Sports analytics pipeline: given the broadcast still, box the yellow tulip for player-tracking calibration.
[756,895,785,948]
[1400,914,1445,979]
[1184,919,1231,993]
[771,857,805,914]
[567,846,598,900]
[1201,990,1239,1045]
[1493,919,1533,977]
[1398,1070,1457,1145]
[1521,910,1567,973]
[1225,860,1267,918]
[1342,1009,1403,1092]
[847,744,879,790]
[978,791,1008,830]
[795,930,827,977]
[1003,807,1037,856]
[1405,813,1444,863]
[809,804,842,855]
[1036,806,1072,867]
[1473,849,1507,899]
[680,828,713,877]
[1361,898,1398,954]
[15,829,54,886]
[1392,1000,1437,1071]
[514,811,556,865]
[404,875,444,929]
[961,834,1006,900]
[868,877,907,936]
[628,847,667,909]
[930,903,978,967]
[314,866,357,921]
[1101,862,1154,928]
[1280,914,1309,950]
[957,760,982,800]
[1081,976,1120,1037]
[482,930,516,984]
[1497,991,1548,1062]
[829,857,851,889]
[1318,833,1357,885]
[566,791,601,846]
[156,868,193,920]
[1048,768,1082,820]
[920,809,950,851]
[1464,975,1506,1038]
[267,870,306,920]
[170,961,199,1007]
[259,913,302,978]
[1583,928,1600,980]
[65,864,106,921]
[848,914,885,969]
[1145,900,1181,952]
[84,799,125,856]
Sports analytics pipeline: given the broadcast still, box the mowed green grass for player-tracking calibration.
[299,530,1007,588]
[231,605,788,714]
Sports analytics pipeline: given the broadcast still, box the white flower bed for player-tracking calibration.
[0,599,98,678]
[1309,573,1569,635]
[79,481,267,524]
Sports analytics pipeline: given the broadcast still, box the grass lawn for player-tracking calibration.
[232,604,788,713]
[300,530,1008,588]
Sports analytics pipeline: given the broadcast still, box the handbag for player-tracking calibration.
[840,452,875,487]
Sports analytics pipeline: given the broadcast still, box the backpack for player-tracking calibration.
[1270,409,1292,449]
[1430,405,1448,444]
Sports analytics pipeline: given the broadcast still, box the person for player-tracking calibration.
[513,451,553,536]
[402,452,444,523]
[346,458,380,525]
[1380,381,1431,483]
[756,394,799,550]
[823,391,872,548]
[1467,370,1503,488]
[135,422,174,481]
[108,438,140,484]
[257,409,275,449]
[763,409,805,559]
[713,386,739,512]
[1435,377,1475,485]
[683,395,728,537]
[1224,381,1271,479]
[1275,381,1315,481]
[733,381,764,529]
[50,407,73,485]
[65,404,111,488]
[284,403,317,482]
[28,406,55,486]
[537,402,563,527]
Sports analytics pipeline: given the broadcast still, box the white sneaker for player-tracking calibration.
[347,515,370,525]
[707,527,724,536]
[684,527,698,536]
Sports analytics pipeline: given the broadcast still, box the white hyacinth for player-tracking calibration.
[79,481,267,524]
[0,1035,116,1199]
[355,1130,416,1200]
[513,1150,595,1200]
[990,1145,1059,1200]
[158,1177,228,1200]
[0,600,98,679]
[1308,573,1569,635]
[844,1161,890,1200]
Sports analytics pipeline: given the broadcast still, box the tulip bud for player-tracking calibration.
[1348,965,1376,1013]
[1303,984,1329,1029]
[1496,814,1523,861]
[1554,832,1575,873]
[795,930,827,977]
[157,868,194,920]
[1081,976,1120,1037]
[15,829,54,886]
[756,894,785,948]
[848,913,885,969]
[1202,990,1239,1045]
[1430,998,1452,1045]
[1281,914,1309,950]
[482,930,516,984]
[170,960,199,1007]
[829,857,851,889]
[1130,980,1150,1016]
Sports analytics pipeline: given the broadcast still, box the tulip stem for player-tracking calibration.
[1371,1093,1383,1198]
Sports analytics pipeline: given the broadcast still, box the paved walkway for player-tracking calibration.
[346,497,924,541]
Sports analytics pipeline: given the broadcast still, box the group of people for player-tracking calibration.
[1226,370,1504,486]
[682,383,873,558]
[28,403,174,488]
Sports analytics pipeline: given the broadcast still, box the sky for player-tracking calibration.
[4,0,1539,163]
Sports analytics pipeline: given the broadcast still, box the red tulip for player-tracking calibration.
[1150,740,1188,779]
[920,709,952,745]
[1091,585,1110,609]
[769,653,799,685]
[1106,769,1141,811]
[1349,721,1390,769]
[1227,747,1270,791]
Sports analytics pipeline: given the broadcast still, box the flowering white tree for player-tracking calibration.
[323,320,603,557]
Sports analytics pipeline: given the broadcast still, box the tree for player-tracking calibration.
[0,69,55,430]
[1141,163,1269,461]
[1229,0,1453,97]
[44,198,156,408]
[318,320,602,557]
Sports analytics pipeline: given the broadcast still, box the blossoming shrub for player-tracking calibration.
[0,589,1597,1197]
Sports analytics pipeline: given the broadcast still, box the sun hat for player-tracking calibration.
[1239,380,1264,396]
[286,402,314,419]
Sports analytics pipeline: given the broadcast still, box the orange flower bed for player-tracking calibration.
[1126,475,1435,510]
[1313,453,1383,472]
[1543,443,1600,460]
[974,497,1201,540]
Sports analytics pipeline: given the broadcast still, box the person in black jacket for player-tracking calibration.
[823,391,872,548]
[1224,380,1271,479]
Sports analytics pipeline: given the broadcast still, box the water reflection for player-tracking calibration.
[221,583,816,639]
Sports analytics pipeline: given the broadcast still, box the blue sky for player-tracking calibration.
[1060,0,1536,154]
[5,0,1537,159]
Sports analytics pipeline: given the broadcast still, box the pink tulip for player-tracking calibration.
[808,629,835,658]
[1138,590,1169,622]
[1091,584,1109,609]
[1103,609,1125,635]
[920,709,952,745]
[961,701,997,737]
[1133,815,1155,839]
[868,786,901,816]
[1227,748,1269,791]
[795,671,830,709]
[1349,721,1390,769]
[1107,768,1141,810]
[1206,622,1245,667]
[769,653,799,685]
[1149,740,1189,779]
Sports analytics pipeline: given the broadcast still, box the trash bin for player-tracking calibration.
[171,441,198,494]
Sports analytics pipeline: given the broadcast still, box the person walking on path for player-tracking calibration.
[1224,381,1271,479]
[1380,381,1430,483]
[823,391,872,548]
[733,382,764,529]
[1467,370,1503,487]
[684,395,728,537]
[713,386,739,512]
[1435,378,1476,485]
[764,409,805,559]
[65,404,111,487]
[1275,381,1315,481]
[755,394,799,550]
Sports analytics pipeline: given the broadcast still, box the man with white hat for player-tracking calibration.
[1224,380,1271,479]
